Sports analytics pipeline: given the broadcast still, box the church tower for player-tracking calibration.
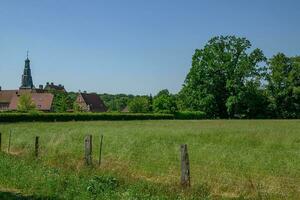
[20,52,34,89]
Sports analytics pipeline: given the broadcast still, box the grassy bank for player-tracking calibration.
[0,120,299,199]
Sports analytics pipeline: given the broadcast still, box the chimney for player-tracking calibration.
[39,85,43,89]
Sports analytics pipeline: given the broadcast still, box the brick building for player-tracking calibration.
[0,55,54,111]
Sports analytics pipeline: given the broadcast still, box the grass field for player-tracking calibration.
[0,120,299,199]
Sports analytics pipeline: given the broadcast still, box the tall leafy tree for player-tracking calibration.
[49,90,72,112]
[153,89,177,113]
[52,93,69,112]
[267,53,300,118]
[128,96,150,113]
[179,36,266,118]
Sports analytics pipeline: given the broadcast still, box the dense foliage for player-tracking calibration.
[51,92,72,112]
[179,35,300,119]
[47,89,77,112]
[128,96,150,113]
[99,93,134,112]
[153,89,178,113]
[179,36,267,118]
[266,53,300,118]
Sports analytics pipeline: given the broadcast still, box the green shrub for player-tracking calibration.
[0,113,174,122]
[0,111,208,122]
[87,175,119,195]
[174,111,206,119]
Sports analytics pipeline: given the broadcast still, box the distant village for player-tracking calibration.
[0,55,108,112]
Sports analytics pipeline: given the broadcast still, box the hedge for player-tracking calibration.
[0,111,206,122]
[174,111,206,119]
[0,113,174,122]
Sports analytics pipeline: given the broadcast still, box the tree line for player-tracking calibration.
[19,35,299,118]
[179,36,299,119]
[102,35,299,119]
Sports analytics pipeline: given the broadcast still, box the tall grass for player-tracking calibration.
[0,120,299,199]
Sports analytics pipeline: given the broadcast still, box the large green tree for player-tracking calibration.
[267,53,300,118]
[153,89,177,113]
[52,93,69,112]
[179,36,266,118]
[128,96,150,113]
[49,90,73,112]
[99,94,134,112]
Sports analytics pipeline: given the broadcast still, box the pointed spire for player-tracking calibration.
[20,52,34,89]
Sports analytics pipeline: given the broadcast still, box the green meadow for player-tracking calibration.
[0,120,299,199]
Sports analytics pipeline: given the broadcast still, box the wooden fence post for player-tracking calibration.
[8,130,12,153]
[180,144,191,187]
[98,135,103,166]
[0,132,2,152]
[35,136,39,157]
[84,135,93,165]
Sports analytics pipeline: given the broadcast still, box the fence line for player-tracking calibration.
[0,130,191,188]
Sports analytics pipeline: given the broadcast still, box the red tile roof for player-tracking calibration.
[9,92,54,111]
[0,90,18,103]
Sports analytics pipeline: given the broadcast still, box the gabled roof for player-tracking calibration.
[80,93,107,112]
[9,92,54,111]
[0,90,18,103]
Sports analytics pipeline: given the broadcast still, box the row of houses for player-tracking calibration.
[0,55,107,112]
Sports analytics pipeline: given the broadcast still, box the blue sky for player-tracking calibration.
[0,0,299,95]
